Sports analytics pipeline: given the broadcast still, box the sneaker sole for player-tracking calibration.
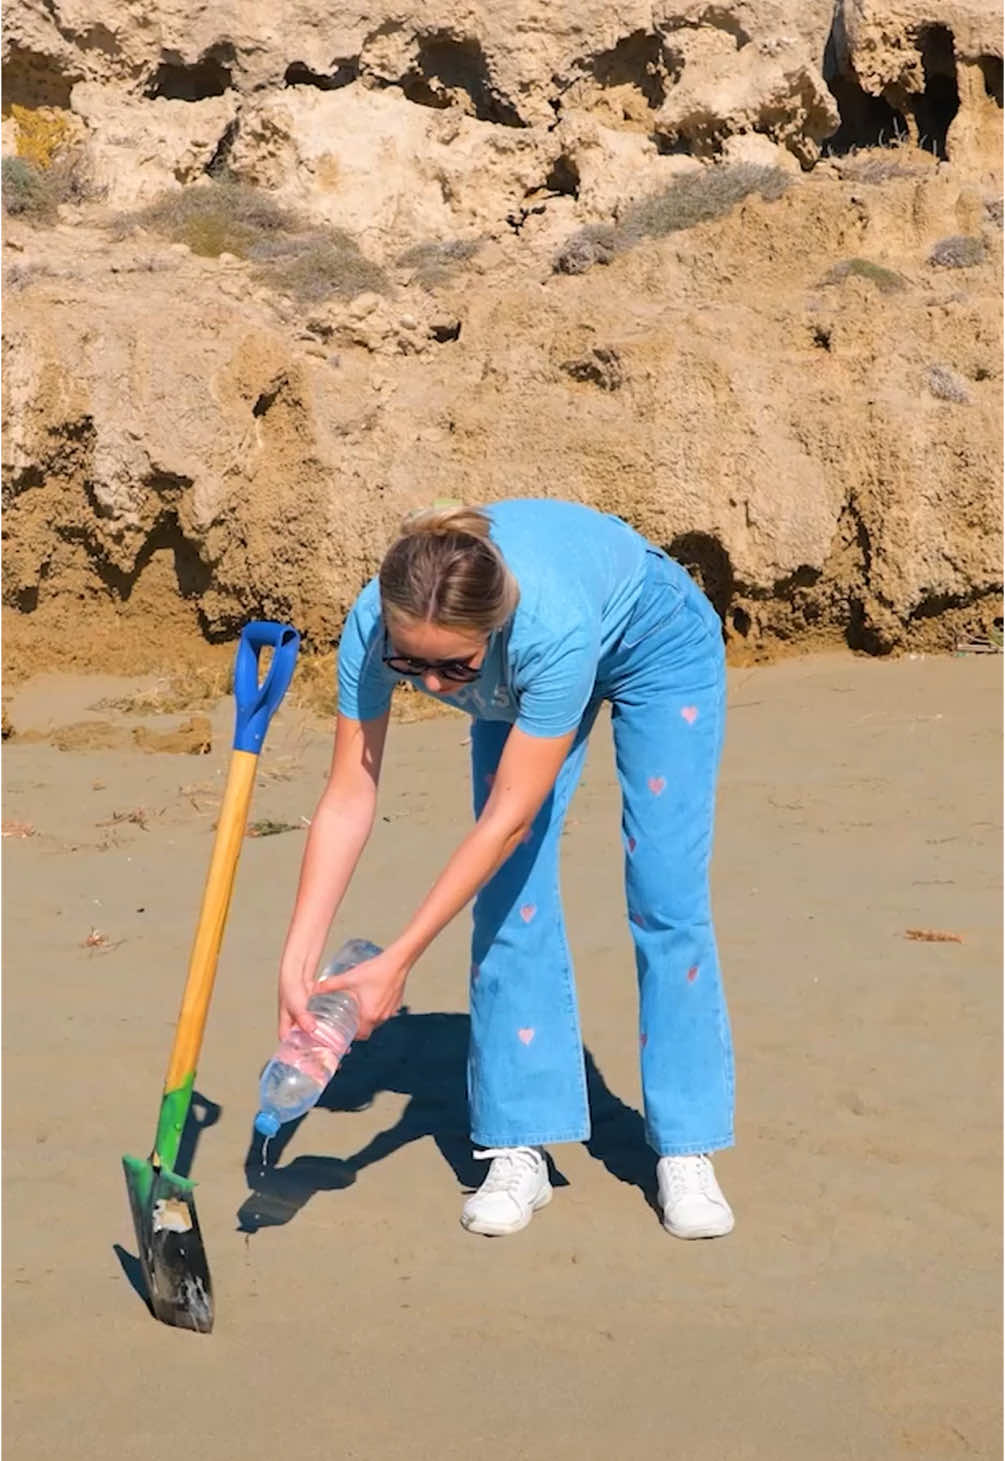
[662,1211,735,1240]
[460,1185,553,1237]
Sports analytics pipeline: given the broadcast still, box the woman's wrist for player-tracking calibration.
[389,930,424,968]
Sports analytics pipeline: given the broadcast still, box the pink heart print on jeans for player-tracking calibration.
[647,777,666,796]
[518,1028,535,1046]
[680,705,699,725]
[520,904,537,923]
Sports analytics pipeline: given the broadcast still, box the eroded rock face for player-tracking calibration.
[832,0,1002,176]
[2,1,1002,669]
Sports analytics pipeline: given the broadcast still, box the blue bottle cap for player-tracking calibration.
[254,1109,281,1138]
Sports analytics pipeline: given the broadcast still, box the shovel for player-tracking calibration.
[122,620,300,1332]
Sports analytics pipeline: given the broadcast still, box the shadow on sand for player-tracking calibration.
[237,1009,658,1233]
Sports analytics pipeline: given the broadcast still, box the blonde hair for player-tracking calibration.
[379,505,518,636]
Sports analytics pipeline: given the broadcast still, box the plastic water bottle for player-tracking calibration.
[254,938,381,1138]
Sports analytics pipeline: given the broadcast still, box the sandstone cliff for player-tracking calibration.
[3,1,1002,672]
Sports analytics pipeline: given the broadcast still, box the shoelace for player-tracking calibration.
[474,1147,541,1193]
[663,1154,715,1201]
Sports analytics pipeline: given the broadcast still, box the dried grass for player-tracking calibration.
[904,928,964,944]
[397,238,482,290]
[554,164,790,275]
[928,235,985,269]
[127,181,388,302]
[924,364,970,404]
[90,665,232,715]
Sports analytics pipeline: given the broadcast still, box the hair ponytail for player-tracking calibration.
[379,504,518,636]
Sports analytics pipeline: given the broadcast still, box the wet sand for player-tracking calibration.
[3,652,1001,1460]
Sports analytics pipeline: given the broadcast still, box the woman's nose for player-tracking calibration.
[423,672,444,694]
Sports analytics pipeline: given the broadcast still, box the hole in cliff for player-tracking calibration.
[12,583,40,613]
[914,26,959,159]
[845,601,892,655]
[731,606,751,636]
[666,531,734,623]
[284,59,358,91]
[822,32,909,153]
[204,119,239,178]
[2,46,76,109]
[545,154,580,198]
[824,77,908,152]
[430,320,462,343]
[401,34,524,127]
[147,49,233,101]
[978,55,1003,106]
[652,132,694,156]
[590,31,667,109]
[252,378,288,417]
[87,513,212,603]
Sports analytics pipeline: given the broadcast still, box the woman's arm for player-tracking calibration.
[320,725,575,1036]
[277,709,390,1037]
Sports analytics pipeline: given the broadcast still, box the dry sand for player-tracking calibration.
[3,652,1001,1460]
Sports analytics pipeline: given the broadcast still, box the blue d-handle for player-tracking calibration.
[232,621,301,755]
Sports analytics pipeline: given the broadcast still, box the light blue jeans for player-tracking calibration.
[467,550,734,1156]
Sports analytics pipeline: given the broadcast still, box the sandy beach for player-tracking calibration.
[3,651,1001,1460]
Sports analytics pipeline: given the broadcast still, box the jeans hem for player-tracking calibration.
[647,1131,734,1157]
[471,1128,591,1148]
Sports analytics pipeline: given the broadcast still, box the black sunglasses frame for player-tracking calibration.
[381,627,483,684]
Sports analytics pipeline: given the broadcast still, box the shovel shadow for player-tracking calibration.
[238,1009,656,1232]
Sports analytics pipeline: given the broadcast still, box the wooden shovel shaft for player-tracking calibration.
[163,749,260,1100]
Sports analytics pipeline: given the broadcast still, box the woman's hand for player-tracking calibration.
[278,955,315,1041]
[314,945,412,1039]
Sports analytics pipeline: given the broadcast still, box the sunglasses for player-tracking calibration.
[381,628,483,684]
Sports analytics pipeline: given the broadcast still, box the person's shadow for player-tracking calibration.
[238,1009,657,1233]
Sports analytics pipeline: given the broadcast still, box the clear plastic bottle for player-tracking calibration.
[254,938,381,1138]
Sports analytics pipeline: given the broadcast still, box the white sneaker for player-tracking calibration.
[460,1147,552,1236]
[657,1154,734,1238]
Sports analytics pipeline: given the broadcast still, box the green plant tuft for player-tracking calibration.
[131,180,301,259]
[3,156,55,219]
[822,257,907,294]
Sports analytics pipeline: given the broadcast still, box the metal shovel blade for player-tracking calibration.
[123,1154,214,1333]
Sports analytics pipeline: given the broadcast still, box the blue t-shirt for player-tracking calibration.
[337,499,650,737]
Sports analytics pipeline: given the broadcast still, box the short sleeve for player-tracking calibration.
[512,617,600,738]
[336,582,394,722]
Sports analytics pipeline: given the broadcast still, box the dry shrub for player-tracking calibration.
[929,235,985,269]
[924,364,970,404]
[554,164,789,274]
[2,105,97,221]
[397,238,482,289]
[554,225,618,276]
[621,164,789,240]
[265,234,387,302]
[131,180,300,258]
[3,156,55,218]
[822,257,907,294]
[129,180,388,301]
